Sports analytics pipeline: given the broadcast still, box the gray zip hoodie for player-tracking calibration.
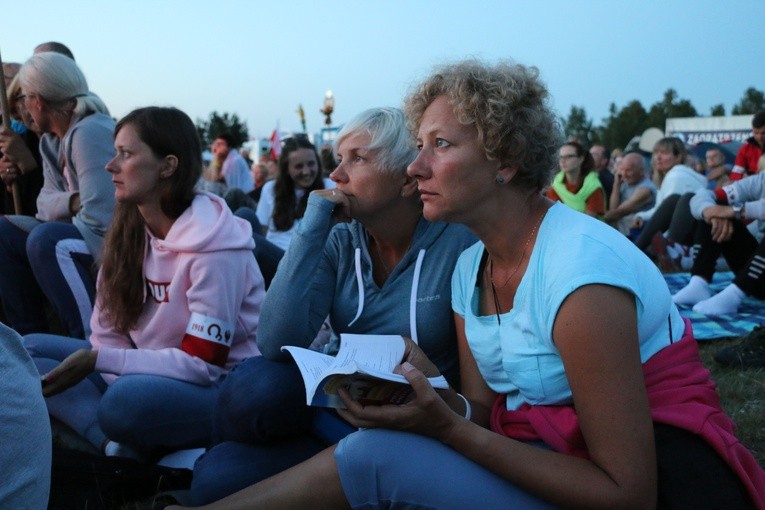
[257,193,476,387]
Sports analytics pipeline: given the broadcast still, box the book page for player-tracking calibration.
[285,334,449,408]
[280,346,335,402]
[356,365,449,389]
[328,334,405,374]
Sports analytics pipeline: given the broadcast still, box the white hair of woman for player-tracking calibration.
[18,52,109,118]
[334,107,416,175]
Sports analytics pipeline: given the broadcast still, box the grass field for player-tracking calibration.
[698,337,765,466]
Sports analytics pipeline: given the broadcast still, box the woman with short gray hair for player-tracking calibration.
[189,106,476,504]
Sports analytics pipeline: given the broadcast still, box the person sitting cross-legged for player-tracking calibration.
[672,170,765,316]
[24,107,264,460]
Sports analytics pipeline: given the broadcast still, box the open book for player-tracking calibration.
[281,333,449,408]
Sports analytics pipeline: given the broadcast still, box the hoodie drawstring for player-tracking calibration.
[347,246,426,346]
[347,248,364,327]
[409,249,425,344]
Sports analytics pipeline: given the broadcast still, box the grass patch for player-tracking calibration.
[698,338,765,466]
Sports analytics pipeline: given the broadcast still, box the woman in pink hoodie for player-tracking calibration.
[23,106,265,458]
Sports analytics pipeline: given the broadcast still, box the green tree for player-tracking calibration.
[562,106,594,147]
[196,111,249,148]
[709,104,726,116]
[598,100,649,151]
[646,88,698,129]
[732,87,765,115]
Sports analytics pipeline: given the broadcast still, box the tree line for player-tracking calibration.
[193,87,765,153]
[562,87,765,150]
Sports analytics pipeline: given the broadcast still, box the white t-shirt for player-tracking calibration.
[256,178,335,250]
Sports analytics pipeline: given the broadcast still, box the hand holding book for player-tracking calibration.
[281,334,448,408]
[335,360,468,442]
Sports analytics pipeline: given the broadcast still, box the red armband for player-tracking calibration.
[181,312,234,367]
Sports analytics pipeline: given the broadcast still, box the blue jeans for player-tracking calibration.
[191,437,326,505]
[335,429,554,509]
[214,355,314,443]
[24,333,221,453]
[191,356,355,504]
[0,217,96,338]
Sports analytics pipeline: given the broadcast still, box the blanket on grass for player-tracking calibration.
[664,272,765,340]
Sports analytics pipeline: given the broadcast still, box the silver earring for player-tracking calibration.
[496,175,505,184]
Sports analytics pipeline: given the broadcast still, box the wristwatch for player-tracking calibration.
[732,204,744,221]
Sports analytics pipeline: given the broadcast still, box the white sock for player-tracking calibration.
[672,275,711,306]
[692,284,746,316]
[104,440,146,462]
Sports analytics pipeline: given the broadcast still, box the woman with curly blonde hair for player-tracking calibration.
[174,60,763,510]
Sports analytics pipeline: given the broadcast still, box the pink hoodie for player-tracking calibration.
[91,192,264,385]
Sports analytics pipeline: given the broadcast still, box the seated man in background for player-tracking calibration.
[590,144,615,199]
[211,133,254,193]
[673,168,765,316]
[705,147,730,190]
[730,110,764,181]
[604,152,657,237]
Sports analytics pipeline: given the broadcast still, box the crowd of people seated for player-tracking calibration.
[1,43,763,509]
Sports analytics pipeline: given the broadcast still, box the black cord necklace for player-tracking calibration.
[486,211,544,324]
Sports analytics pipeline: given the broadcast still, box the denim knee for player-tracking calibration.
[215,356,313,443]
[23,333,53,358]
[97,378,142,443]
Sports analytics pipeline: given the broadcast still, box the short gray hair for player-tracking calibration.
[19,52,109,117]
[334,107,415,175]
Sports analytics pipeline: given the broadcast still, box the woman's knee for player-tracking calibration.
[23,333,51,357]
[0,217,30,261]
[97,379,140,440]
[215,357,312,442]
[25,222,60,258]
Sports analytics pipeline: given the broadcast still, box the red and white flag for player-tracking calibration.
[270,123,281,161]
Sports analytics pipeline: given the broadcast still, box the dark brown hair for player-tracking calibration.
[272,137,324,231]
[561,141,595,182]
[97,106,201,333]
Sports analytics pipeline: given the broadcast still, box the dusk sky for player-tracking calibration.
[4,0,762,141]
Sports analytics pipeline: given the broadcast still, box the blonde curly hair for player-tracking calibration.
[404,59,562,191]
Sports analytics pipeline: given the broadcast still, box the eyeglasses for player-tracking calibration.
[558,154,579,160]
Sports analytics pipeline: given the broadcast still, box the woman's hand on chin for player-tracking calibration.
[313,188,352,223]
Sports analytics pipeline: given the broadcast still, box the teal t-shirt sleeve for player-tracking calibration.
[452,243,481,318]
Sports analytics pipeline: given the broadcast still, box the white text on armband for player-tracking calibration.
[180,312,235,367]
